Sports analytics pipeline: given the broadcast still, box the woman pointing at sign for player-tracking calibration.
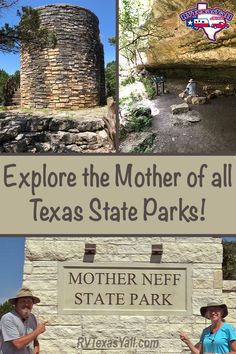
[179,302,236,354]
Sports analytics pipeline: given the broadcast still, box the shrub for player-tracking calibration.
[105,61,116,98]
[121,75,136,86]
[141,77,156,99]
[126,105,152,132]
[0,301,14,319]
[130,133,156,153]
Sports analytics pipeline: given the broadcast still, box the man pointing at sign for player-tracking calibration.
[0,287,47,354]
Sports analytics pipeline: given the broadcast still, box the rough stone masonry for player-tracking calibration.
[20,4,106,109]
[0,111,110,153]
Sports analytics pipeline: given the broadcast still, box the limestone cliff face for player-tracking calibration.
[145,0,236,72]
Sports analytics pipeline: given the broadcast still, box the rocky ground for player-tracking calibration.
[119,75,236,154]
[151,93,236,154]
[119,131,157,153]
[0,106,113,153]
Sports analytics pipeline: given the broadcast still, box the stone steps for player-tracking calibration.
[5,88,21,106]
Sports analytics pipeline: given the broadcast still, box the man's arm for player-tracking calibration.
[11,323,46,350]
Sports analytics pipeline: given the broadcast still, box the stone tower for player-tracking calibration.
[20,4,106,109]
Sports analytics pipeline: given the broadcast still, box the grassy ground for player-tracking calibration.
[0,105,108,119]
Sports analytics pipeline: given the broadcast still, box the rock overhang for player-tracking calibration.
[144,0,236,79]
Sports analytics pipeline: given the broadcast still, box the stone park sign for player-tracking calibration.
[58,262,192,315]
[23,237,231,353]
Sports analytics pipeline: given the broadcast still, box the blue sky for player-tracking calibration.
[0,237,25,303]
[0,236,236,304]
[0,0,116,74]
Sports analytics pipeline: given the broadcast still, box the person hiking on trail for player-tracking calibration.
[185,78,198,96]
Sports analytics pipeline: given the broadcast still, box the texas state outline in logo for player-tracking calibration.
[179,2,234,42]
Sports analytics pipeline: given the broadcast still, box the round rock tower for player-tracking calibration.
[20,4,106,109]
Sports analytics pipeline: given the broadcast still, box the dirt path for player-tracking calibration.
[152,94,236,154]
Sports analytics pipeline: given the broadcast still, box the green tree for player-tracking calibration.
[108,36,116,46]
[105,61,116,98]
[223,241,236,280]
[0,69,9,104]
[0,0,18,10]
[2,69,20,105]
[0,6,56,53]
[0,1,18,53]
[17,6,56,52]
[119,0,155,66]
[0,301,14,319]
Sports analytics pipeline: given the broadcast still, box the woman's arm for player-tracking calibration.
[179,331,201,354]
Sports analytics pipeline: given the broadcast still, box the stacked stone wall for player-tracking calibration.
[20,5,106,109]
[23,237,224,354]
[0,112,110,153]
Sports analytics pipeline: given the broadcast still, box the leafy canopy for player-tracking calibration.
[119,0,154,65]
[0,5,57,53]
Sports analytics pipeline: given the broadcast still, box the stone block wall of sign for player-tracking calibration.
[20,5,106,109]
[23,237,223,354]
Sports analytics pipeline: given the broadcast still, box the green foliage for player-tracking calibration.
[223,241,236,280]
[141,77,156,99]
[0,1,18,8]
[0,69,9,104]
[14,69,20,79]
[130,133,156,153]
[2,69,20,105]
[120,91,142,106]
[0,301,14,319]
[0,23,18,53]
[119,0,139,64]
[108,36,116,46]
[119,126,128,142]
[127,114,152,132]
[105,61,116,98]
[126,105,152,132]
[0,6,57,53]
[121,75,136,87]
[119,0,154,65]
[18,6,57,52]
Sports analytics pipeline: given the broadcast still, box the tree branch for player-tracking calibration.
[119,31,155,51]
[0,0,18,9]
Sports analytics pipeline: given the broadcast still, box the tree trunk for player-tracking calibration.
[103,96,116,149]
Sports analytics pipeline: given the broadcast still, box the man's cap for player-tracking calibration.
[200,302,228,319]
[8,287,40,304]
